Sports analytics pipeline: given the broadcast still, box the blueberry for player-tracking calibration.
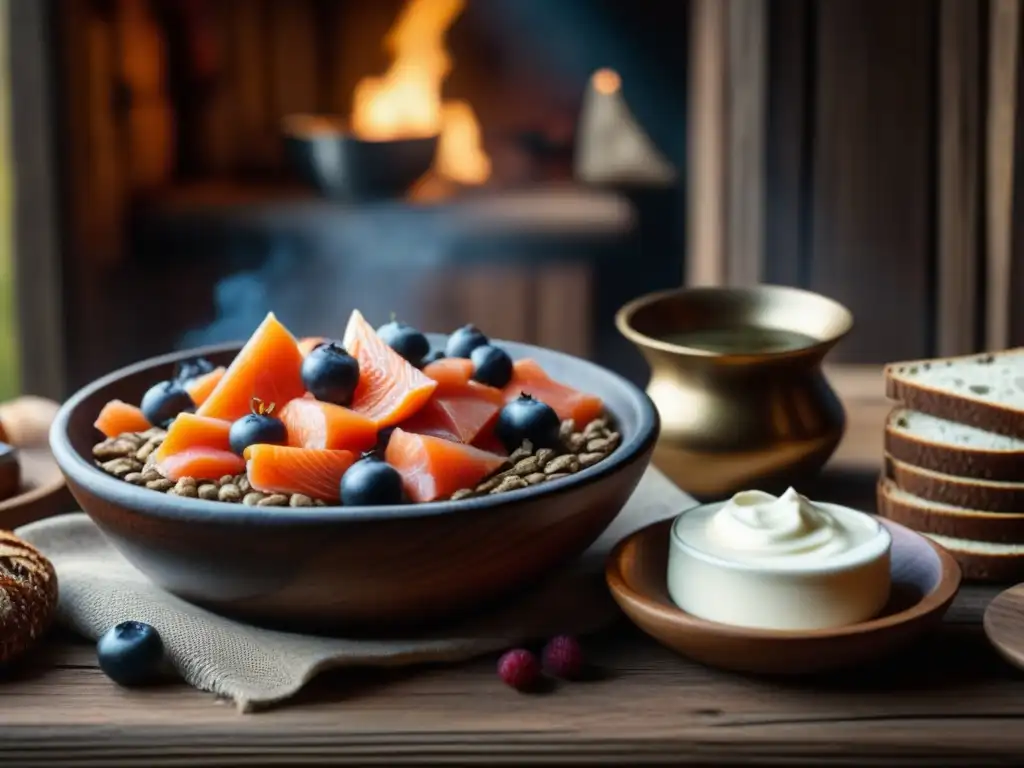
[495,393,561,452]
[470,344,513,388]
[301,342,360,406]
[340,454,405,506]
[377,319,430,365]
[229,398,288,456]
[97,621,164,687]
[140,380,195,428]
[174,356,216,383]
[419,349,446,366]
[445,324,489,359]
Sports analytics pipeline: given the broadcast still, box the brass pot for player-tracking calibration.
[616,285,853,501]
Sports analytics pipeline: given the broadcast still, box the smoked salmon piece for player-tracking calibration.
[153,413,233,463]
[342,310,437,427]
[94,400,150,438]
[246,444,356,502]
[279,398,377,452]
[184,366,226,407]
[154,447,245,482]
[422,358,473,388]
[298,336,328,357]
[401,381,503,445]
[197,312,307,423]
[384,428,506,503]
[502,359,604,426]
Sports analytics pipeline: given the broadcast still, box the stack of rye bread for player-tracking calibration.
[879,350,1024,581]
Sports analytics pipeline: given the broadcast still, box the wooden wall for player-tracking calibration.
[690,0,1024,365]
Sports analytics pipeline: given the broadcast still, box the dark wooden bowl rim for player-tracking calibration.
[606,516,962,641]
[51,336,659,526]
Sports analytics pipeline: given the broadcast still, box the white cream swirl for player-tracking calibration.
[701,487,866,563]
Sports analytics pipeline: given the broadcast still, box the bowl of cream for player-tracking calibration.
[667,488,892,631]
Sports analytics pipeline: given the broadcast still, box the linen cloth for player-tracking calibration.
[16,466,690,712]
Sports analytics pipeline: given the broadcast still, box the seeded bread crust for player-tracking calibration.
[885,455,1024,513]
[877,477,1024,543]
[885,351,1024,439]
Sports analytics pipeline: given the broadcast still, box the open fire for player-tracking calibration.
[351,0,491,186]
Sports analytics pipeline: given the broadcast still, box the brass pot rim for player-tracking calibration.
[615,284,854,362]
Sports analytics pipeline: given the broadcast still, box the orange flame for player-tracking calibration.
[351,0,491,185]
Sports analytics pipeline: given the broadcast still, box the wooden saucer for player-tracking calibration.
[0,445,71,530]
[606,517,962,675]
[982,583,1024,670]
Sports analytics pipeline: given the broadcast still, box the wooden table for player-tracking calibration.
[3,385,1023,766]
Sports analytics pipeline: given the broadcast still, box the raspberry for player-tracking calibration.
[541,635,584,679]
[497,648,540,691]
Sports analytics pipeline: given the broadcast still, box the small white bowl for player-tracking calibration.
[667,501,892,631]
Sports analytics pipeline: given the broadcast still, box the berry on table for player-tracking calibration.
[96,620,165,687]
[377,317,430,366]
[140,380,195,428]
[470,344,513,388]
[419,349,446,367]
[497,648,541,692]
[301,342,361,406]
[340,453,405,506]
[445,324,489,359]
[541,635,584,680]
[495,394,561,452]
[174,356,216,383]
[229,398,288,456]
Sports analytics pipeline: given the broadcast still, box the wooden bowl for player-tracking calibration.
[606,517,961,674]
[50,337,658,630]
[0,446,72,530]
[283,115,438,202]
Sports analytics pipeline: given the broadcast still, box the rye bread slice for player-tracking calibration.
[885,349,1024,439]
[885,407,1024,481]
[877,477,1024,543]
[885,454,1024,512]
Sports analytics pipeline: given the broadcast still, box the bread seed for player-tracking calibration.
[134,438,162,462]
[491,475,528,494]
[578,452,604,468]
[565,433,587,453]
[544,454,579,475]
[218,484,242,502]
[534,448,556,468]
[257,494,289,507]
[512,456,541,476]
[101,458,142,478]
[146,478,174,492]
[198,483,220,500]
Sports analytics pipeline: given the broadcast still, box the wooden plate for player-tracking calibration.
[606,517,962,674]
[982,583,1024,670]
[0,445,72,530]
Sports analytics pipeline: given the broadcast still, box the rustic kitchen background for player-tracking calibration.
[5,0,1023,398]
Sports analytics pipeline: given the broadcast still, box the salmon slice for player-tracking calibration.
[153,413,233,463]
[184,367,227,407]
[298,336,329,357]
[154,447,245,482]
[384,428,506,503]
[422,358,474,388]
[279,398,378,452]
[502,359,604,426]
[341,309,437,427]
[246,444,355,501]
[401,382,504,444]
[197,312,307,422]
[95,400,151,438]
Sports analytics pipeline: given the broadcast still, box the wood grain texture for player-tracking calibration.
[809,0,935,363]
[937,0,982,356]
[984,583,1024,671]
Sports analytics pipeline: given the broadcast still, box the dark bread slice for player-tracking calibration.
[885,349,1024,439]
[877,479,1024,581]
[885,408,1024,482]
[885,454,1024,513]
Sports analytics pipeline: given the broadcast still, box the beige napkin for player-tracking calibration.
[15,467,690,712]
